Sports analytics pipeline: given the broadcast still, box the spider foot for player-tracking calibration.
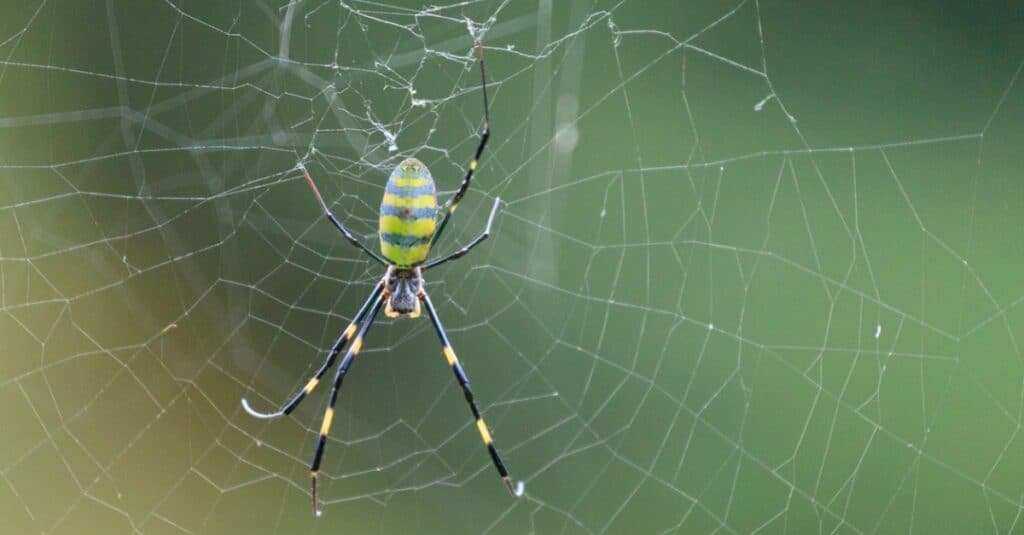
[241,397,285,419]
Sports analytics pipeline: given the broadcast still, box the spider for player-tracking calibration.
[241,43,523,516]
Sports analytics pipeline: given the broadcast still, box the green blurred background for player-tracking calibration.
[2,1,1023,533]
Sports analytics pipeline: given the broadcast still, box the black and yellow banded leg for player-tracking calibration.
[310,291,385,516]
[420,290,525,498]
[242,282,384,420]
[430,42,491,249]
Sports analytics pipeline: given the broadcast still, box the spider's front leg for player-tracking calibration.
[419,289,525,498]
[309,291,385,516]
[241,281,384,419]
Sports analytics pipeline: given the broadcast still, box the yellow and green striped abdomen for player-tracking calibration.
[379,158,437,266]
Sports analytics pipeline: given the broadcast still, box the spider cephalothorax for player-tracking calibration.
[384,265,423,318]
[240,43,522,517]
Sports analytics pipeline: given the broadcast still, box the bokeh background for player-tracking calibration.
[2,1,1023,533]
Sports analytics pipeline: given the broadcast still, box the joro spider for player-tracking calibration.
[241,43,523,516]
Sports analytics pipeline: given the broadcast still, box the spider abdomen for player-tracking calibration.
[379,158,437,266]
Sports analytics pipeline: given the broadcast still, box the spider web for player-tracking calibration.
[2,0,1024,533]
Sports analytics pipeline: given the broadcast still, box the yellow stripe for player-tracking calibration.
[379,215,436,237]
[381,242,431,266]
[304,378,319,394]
[392,177,429,188]
[476,419,493,445]
[443,346,457,366]
[321,408,334,435]
[469,160,478,171]
[381,194,436,208]
[351,337,363,355]
[344,323,356,339]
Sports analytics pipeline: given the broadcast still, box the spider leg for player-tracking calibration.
[423,196,499,270]
[419,289,525,498]
[301,165,388,266]
[430,42,491,249]
[310,290,385,516]
[241,281,384,419]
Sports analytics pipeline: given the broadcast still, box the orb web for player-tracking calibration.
[1,1,1023,533]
